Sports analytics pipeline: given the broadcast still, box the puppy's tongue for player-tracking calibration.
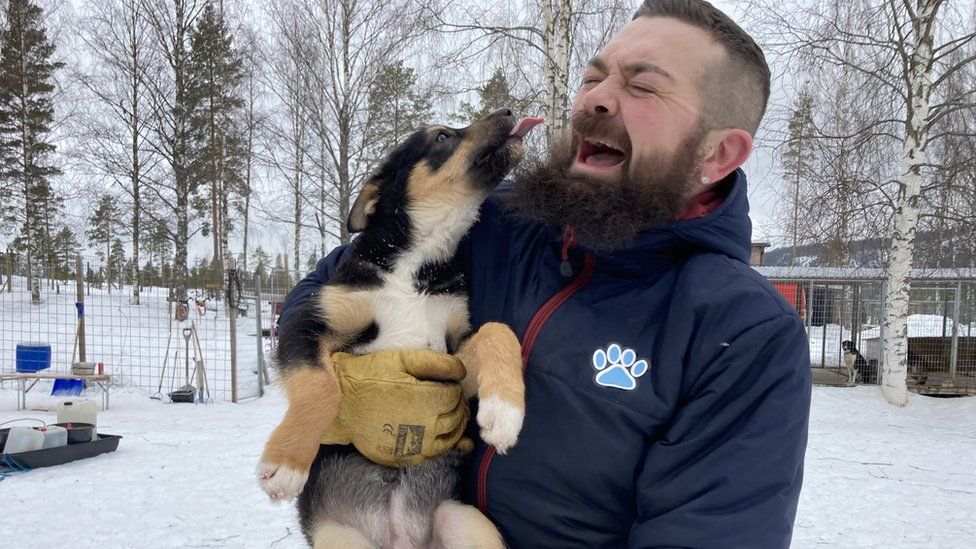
[509,117,545,138]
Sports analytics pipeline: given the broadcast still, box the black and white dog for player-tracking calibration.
[841,340,868,385]
[258,110,542,548]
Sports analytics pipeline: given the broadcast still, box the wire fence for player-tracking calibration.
[769,278,976,394]
[0,253,296,403]
[6,253,975,400]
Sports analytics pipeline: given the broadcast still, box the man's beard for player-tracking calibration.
[506,112,707,252]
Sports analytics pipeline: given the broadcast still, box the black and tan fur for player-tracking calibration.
[258,110,529,548]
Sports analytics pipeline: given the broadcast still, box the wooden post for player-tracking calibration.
[227,256,238,403]
[3,249,11,292]
[950,281,961,381]
[76,255,86,362]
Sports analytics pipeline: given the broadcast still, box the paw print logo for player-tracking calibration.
[592,343,649,391]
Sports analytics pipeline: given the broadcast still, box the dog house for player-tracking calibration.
[755,266,976,395]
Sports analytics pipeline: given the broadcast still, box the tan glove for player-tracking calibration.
[321,349,473,468]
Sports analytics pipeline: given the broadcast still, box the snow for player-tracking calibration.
[0,386,305,548]
[2,385,974,548]
[795,388,976,548]
[860,314,971,339]
[807,324,852,367]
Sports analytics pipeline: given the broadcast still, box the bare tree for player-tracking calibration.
[77,0,156,305]
[259,0,435,276]
[142,0,204,307]
[745,0,976,405]
[260,1,312,280]
[427,0,630,145]
[236,24,264,272]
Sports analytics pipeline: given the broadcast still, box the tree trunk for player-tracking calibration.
[881,0,938,407]
[131,19,142,305]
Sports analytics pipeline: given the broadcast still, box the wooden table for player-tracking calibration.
[0,373,112,410]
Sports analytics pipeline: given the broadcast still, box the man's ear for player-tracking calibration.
[347,179,381,233]
[700,128,752,183]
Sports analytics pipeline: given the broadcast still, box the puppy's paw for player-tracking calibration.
[477,395,524,454]
[256,461,308,503]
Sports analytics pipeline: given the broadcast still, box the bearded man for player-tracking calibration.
[277,0,811,546]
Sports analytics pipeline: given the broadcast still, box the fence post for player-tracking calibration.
[879,280,886,375]
[227,256,238,403]
[4,249,12,292]
[950,281,961,381]
[76,255,86,362]
[255,276,265,398]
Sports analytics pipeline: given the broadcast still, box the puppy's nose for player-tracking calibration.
[490,108,514,118]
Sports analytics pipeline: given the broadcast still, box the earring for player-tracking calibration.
[700,175,710,186]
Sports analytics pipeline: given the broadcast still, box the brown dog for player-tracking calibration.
[258,110,543,547]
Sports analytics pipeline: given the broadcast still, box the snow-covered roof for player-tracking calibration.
[859,314,972,339]
[754,266,976,281]
[749,215,772,245]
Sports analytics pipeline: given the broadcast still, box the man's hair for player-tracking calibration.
[634,0,770,136]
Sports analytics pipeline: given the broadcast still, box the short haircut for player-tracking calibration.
[634,0,770,136]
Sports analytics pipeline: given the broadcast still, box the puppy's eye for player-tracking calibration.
[436,131,449,142]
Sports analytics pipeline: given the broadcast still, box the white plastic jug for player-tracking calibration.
[56,399,97,429]
[4,426,44,454]
[39,425,68,449]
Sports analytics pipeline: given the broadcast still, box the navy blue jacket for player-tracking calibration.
[280,169,811,548]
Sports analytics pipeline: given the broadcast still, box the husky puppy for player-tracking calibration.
[258,109,543,548]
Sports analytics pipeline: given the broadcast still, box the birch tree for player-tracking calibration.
[143,0,203,309]
[746,0,976,405]
[77,0,156,304]
[428,0,630,145]
[260,1,312,277]
[298,0,433,254]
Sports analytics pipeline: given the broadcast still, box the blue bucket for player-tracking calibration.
[16,343,52,373]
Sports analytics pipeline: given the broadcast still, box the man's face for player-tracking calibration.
[509,17,728,250]
[569,16,723,185]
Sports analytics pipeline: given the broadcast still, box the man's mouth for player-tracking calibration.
[576,137,626,169]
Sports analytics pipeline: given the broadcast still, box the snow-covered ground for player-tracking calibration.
[1,384,973,548]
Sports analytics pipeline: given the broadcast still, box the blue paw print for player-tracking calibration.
[592,344,648,391]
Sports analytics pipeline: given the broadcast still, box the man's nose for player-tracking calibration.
[581,81,617,116]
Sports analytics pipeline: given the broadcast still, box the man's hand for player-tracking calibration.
[322,349,472,467]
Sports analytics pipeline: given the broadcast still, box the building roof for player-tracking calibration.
[754,266,976,282]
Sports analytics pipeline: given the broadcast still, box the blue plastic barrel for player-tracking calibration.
[15,343,52,373]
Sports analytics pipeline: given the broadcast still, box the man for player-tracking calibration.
[279,0,811,546]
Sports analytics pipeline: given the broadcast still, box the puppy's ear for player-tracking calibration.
[347,179,381,233]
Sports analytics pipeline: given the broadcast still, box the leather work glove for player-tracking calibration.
[320,349,473,468]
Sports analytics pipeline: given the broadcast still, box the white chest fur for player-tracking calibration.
[352,270,468,355]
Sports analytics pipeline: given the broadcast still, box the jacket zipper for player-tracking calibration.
[475,252,596,514]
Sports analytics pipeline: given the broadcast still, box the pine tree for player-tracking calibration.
[453,68,531,125]
[0,0,65,304]
[780,88,816,267]
[186,1,246,270]
[50,226,77,279]
[110,238,126,287]
[87,195,120,291]
[252,245,270,283]
[366,61,432,155]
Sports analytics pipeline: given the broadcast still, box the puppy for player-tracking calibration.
[841,340,867,385]
[258,109,543,548]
